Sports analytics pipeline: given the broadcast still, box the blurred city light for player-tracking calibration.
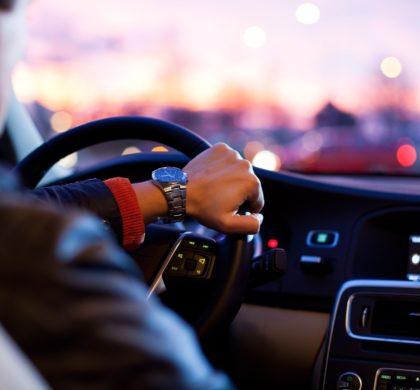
[18,0,420,175]
[50,111,73,133]
[252,150,281,171]
[243,26,267,48]
[58,153,78,169]
[296,3,321,25]
[396,144,417,167]
[122,146,141,155]
[380,57,403,79]
[302,130,324,152]
[152,146,169,152]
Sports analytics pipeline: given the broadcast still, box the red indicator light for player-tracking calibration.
[267,239,279,249]
[397,144,417,168]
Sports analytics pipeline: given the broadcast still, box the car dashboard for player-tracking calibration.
[49,152,420,389]
[252,169,420,389]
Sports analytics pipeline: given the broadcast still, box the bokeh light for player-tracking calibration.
[244,141,265,161]
[152,146,169,152]
[396,144,416,167]
[50,111,73,133]
[296,3,321,25]
[122,146,141,155]
[380,57,403,79]
[302,130,324,152]
[58,153,78,169]
[252,150,281,171]
[243,26,267,48]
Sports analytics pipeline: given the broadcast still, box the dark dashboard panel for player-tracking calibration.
[255,169,420,311]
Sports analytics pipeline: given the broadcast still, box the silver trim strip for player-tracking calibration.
[346,293,420,345]
[147,231,190,299]
[322,279,420,390]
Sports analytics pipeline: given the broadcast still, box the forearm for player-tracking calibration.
[31,178,124,243]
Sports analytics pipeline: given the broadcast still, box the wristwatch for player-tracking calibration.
[151,167,188,223]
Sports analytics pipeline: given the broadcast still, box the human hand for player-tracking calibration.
[183,143,264,234]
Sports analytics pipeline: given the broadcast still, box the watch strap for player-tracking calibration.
[161,182,187,223]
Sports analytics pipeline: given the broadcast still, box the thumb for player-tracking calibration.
[221,213,264,235]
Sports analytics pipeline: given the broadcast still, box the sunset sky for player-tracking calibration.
[12,0,420,128]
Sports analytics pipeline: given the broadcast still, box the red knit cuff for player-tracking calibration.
[104,177,145,251]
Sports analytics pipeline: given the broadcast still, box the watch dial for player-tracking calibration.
[153,167,187,183]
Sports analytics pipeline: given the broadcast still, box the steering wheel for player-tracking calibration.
[15,116,252,341]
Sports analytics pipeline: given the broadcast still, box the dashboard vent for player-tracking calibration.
[371,299,420,340]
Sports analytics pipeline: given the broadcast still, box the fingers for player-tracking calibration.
[246,170,265,214]
[235,155,265,214]
[184,142,265,235]
[220,213,264,235]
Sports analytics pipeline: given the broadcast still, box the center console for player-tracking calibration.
[321,280,420,389]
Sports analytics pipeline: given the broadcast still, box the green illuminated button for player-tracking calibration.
[307,230,339,247]
[317,233,329,243]
[396,375,408,381]
[187,240,196,247]
[201,244,210,250]
[380,374,392,381]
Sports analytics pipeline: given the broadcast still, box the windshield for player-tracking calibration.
[14,0,420,174]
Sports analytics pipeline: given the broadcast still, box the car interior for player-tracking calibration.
[3,1,420,389]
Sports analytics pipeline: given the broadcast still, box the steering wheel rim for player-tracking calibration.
[15,116,211,188]
[15,116,251,340]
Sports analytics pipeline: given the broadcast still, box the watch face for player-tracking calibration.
[152,167,187,183]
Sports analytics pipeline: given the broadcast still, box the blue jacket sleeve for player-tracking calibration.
[31,179,123,244]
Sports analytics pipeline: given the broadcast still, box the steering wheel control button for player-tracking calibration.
[194,255,208,275]
[164,234,216,280]
[184,259,197,271]
[299,255,331,274]
[337,372,362,390]
[306,230,339,248]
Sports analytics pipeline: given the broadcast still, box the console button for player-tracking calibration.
[307,230,339,247]
[300,255,331,274]
[337,372,362,390]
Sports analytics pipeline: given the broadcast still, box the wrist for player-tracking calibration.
[132,180,168,224]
